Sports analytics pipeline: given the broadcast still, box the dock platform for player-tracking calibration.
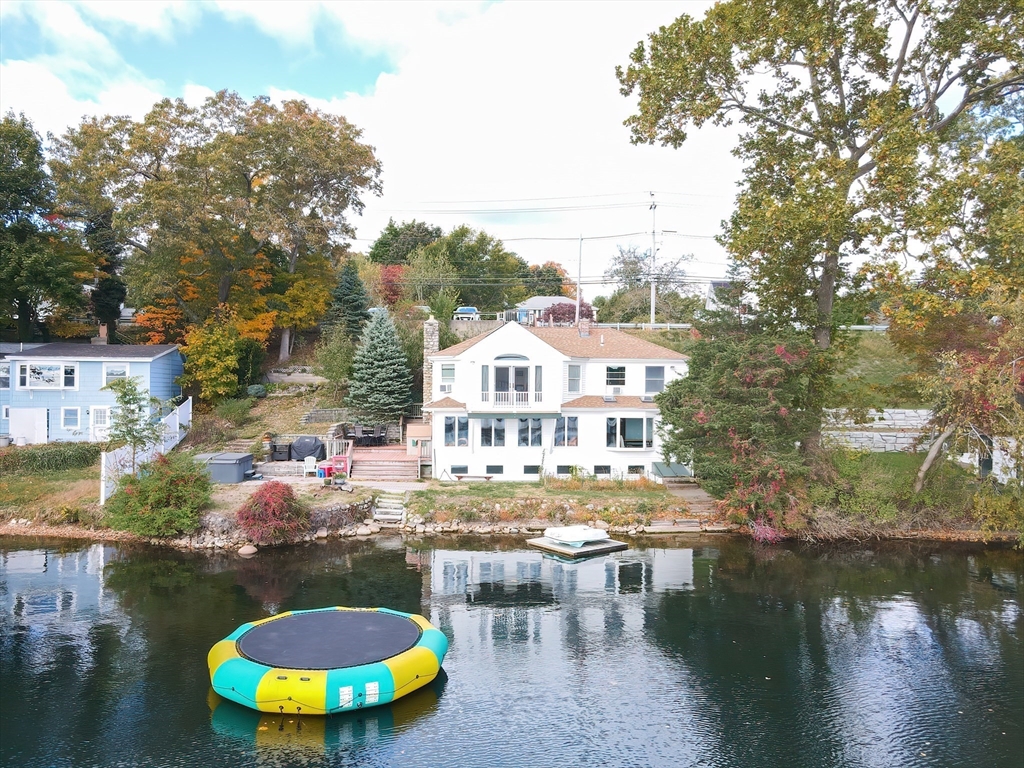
[526,537,628,558]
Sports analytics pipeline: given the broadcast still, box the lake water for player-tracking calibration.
[1,535,1021,768]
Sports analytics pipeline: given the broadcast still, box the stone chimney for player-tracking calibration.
[578,318,591,338]
[423,315,440,405]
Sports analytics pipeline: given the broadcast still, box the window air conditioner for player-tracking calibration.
[612,387,622,395]
[440,384,452,393]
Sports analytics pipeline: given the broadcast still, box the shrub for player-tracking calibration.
[236,481,309,545]
[247,384,267,398]
[0,442,101,474]
[214,397,254,427]
[105,452,211,537]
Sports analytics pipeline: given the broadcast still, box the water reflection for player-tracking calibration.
[1,536,1021,768]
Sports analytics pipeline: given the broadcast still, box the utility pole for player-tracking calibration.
[650,192,657,326]
[575,234,582,324]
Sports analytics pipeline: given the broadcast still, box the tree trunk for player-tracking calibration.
[803,243,842,453]
[278,327,292,363]
[914,423,957,494]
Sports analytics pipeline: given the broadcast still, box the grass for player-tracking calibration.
[0,463,102,523]
[408,477,681,526]
[829,332,925,410]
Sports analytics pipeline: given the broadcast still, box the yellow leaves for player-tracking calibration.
[235,312,277,345]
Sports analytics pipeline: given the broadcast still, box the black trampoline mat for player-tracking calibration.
[238,610,421,670]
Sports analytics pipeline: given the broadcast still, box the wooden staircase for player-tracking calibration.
[349,446,420,481]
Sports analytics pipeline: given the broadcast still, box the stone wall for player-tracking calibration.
[449,319,504,339]
[823,408,932,453]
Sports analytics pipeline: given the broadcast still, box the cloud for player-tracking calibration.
[1,0,742,292]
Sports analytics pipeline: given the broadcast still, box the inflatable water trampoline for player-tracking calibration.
[208,607,448,715]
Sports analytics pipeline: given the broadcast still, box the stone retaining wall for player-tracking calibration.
[823,408,932,453]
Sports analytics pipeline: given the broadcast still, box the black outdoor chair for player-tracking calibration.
[373,425,386,446]
[353,425,368,446]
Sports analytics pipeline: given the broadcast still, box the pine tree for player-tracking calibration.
[325,261,371,340]
[347,310,412,423]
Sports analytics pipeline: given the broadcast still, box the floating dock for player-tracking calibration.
[526,536,628,558]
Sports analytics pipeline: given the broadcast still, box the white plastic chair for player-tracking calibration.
[303,456,318,477]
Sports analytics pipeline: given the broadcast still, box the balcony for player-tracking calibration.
[491,391,538,409]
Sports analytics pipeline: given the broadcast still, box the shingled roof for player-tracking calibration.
[561,396,659,410]
[422,397,467,410]
[428,325,687,361]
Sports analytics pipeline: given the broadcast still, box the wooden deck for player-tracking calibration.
[526,537,629,558]
[350,445,421,481]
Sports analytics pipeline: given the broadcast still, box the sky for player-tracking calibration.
[0,0,744,299]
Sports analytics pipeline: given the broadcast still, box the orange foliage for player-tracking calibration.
[135,300,188,344]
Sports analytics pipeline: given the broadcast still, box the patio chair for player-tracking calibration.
[353,425,367,446]
[373,425,386,446]
[303,455,318,477]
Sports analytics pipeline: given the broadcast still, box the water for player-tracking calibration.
[1,535,1021,768]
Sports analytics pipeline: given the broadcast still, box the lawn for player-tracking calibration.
[0,464,101,521]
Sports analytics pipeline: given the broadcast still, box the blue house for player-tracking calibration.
[0,343,183,444]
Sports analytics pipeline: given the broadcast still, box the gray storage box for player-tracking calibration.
[195,452,254,484]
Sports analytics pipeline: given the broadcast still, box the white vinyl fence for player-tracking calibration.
[100,398,192,505]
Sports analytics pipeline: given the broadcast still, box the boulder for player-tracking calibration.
[238,544,258,556]
[356,525,372,536]
[316,527,329,539]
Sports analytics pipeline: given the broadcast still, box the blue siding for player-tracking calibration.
[149,352,183,401]
[6,349,183,443]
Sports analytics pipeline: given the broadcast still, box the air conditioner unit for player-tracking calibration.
[612,387,622,395]
[439,384,452,393]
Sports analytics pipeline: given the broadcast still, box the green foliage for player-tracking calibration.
[369,218,442,265]
[235,337,265,389]
[828,332,924,410]
[236,480,309,545]
[105,452,211,537]
[427,291,462,349]
[247,384,267,398]
[103,376,164,472]
[657,303,820,528]
[0,442,101,473]
[618,1,1024,422]
[416,226,528,310]
[325,260,371,340]
[595,287,702,324]
[1,112,91,341]
[214,397,253,428]
[973,482,1024,545]
[90,275,127,328]
[347,310,413,422]
[314,324,356,400]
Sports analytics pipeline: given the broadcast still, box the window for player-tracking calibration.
[606,366,625,387]
[104,363,128,386]
[451,465,468,475]
[62,407,80,430]
[567,364,581,393]
[0,362,9,389]
[518,418,541,447]
[628,465,646,475]
[523,465,541,475]
[554,416,578,446]
[17,363,77,389]
[440,364,455,393]
[444,416,468,446]
[645,366,665,394]
[480,418,505,447]
[481,365,489,401]
[2,405,9,420]
[534,365,542,401]
[556,465,574,475]
[607,417,656,448]
[594,465,611,475]
[485,465,504,475]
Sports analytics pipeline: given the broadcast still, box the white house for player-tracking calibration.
[422,320,687,481]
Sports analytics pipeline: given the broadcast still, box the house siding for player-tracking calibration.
[5,346,182,444]
[425,324,687,481]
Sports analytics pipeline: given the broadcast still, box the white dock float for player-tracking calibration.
[526,537,628,558]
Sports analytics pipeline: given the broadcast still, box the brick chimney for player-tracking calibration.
[578,318,591,338]
[91,323,109,345]
[423,315,440,405]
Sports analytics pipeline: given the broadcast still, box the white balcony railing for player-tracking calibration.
[491,391,536,408]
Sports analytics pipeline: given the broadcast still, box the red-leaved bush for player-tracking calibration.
[236,481,309,545]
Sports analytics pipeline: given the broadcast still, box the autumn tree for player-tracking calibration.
[542,300,594,324]
[405,245,458,302]
[368,219,442,265]
[0,113,91,341]
[619,0,1024,438]
[526,261,572,297]
[49,92,381,360]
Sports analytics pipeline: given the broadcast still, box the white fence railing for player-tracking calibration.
[100,398,193,505]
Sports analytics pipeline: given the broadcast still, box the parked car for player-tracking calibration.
[453,306,480,321]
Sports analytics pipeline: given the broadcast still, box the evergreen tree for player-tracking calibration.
[347,310,412,423]
[325,261,371,340]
